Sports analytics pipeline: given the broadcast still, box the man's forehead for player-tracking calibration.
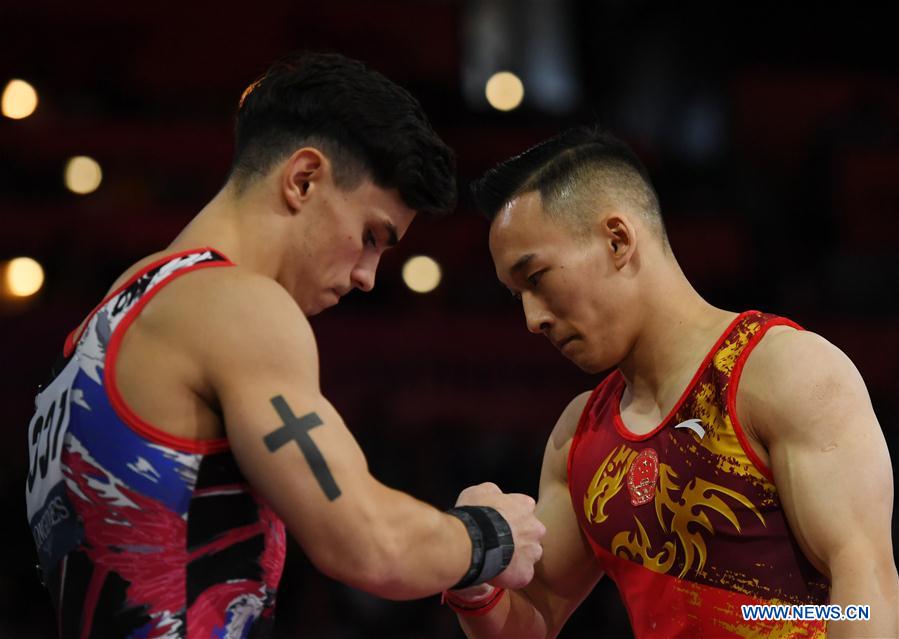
[489,191,544,252]
[494,191,542,228]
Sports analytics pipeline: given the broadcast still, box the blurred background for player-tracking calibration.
[2,1,897,637]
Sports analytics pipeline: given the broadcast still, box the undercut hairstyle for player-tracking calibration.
[229,52,457,217]
[471,126,667,246]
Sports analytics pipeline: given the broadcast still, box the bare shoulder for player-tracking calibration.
[550,391,593,446]
[165,266,307,327]
[544,391,593,479]
[743,326,865,401]
[740,325,874,442]
[149,266,318,374]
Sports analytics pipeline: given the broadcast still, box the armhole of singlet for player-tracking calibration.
[567,372,620,482]
[104,259,234,455]
[63,247,228,358]
[726,316,804,483]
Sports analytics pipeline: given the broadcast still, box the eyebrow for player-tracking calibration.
[510,253,536,276]
[384,222,399,247]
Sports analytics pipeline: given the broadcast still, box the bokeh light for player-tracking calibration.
[402,255,442,293]
[64,156,103,194]
[4,257,45,297]
[1,79,38,119]
[485,71,524,111]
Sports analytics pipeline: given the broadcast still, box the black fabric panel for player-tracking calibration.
[247,614,275,639]
[87,569,152,639]
[187,491,259,550]
[186,534,265,607]
[195,452,245,490]
[51,550,92,639]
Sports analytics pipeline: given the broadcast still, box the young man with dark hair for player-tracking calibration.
[24,52,545,638]
[444,126,897,638]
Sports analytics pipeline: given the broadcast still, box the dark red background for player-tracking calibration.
[2,2,896,637]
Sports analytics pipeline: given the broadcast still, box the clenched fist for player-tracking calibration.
[455,482,546,590]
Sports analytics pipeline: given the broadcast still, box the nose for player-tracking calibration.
[522,292,553,335]
[351,252,379,293]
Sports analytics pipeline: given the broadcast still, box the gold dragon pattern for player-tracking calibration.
[583,445,637,524]
[585,445,766,579]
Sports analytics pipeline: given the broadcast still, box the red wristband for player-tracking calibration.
[442,587,507,616]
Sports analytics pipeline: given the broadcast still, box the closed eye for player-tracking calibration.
[527,270,546,288]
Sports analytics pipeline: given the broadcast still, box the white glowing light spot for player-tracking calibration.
[485,71,525,112]
[1,79,38,119]
[5,257,45,297]
[402,255,442,293]
[64,156,103,194]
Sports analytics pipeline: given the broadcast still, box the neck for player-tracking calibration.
[617,255,735,406]
[168,180,287,280]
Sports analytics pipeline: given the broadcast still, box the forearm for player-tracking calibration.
[457,589,548,639]
[317,483,471,600]
[827,560,899,638]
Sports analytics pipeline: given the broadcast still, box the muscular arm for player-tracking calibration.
[457,392,604,639]
[739,328,898,637]
[187,270,541,600]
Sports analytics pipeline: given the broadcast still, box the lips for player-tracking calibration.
[553,335,578,351]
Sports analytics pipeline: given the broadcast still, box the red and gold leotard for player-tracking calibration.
[568,311,829,638]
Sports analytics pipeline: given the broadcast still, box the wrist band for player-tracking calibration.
[446,506,514,590]
[442,586,507,616]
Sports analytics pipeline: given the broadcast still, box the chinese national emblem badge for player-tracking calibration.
[627,448,659,506]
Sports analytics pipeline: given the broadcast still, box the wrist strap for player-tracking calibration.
[442,587,507,616]
[446,506,514,589]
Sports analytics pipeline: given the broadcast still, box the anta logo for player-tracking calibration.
[583,444,765,578]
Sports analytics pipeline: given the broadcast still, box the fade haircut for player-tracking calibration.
[229,52,457,217]
[471,126,667,246]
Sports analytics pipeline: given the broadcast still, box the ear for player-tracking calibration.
[281,147,329,213]
[598,213,637,269]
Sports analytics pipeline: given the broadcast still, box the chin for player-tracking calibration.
[567,349,615,375]
[572,358,604,375]
[300,301,324,317]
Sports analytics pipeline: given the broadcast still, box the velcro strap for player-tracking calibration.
[446,506,514,589]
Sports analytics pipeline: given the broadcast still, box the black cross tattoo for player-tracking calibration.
[263,395,341,501]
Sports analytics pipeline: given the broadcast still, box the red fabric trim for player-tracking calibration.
[727,317,804,484]
[186,522,262,561]
[567,373,619,482]
[193,483,247,497]
[63,329,77,359]
[64,247,233,356]
[613,311,759,441]
[442,587,506,616]
[79,566,108,639]
[104,260,232,455]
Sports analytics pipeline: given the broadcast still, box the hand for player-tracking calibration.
[455,482,546,590]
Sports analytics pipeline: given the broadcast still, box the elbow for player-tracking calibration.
[347,538,412,601]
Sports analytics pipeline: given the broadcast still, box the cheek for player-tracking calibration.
[327,234,360,263]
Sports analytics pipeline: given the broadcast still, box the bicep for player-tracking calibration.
[523,393,604,636]
[199,279,383,570]
[221,382,372,544]
[748,331,894,574]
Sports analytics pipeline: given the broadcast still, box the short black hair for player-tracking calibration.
[229,52,456,217]
[471,126,666,243]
